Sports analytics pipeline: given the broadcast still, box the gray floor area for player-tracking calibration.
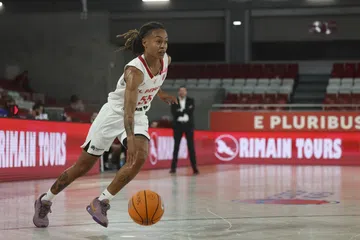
[1,164,359,239]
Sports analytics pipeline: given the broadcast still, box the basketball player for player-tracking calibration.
[33,22,177,228]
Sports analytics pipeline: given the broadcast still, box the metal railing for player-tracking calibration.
[211,103,360,111]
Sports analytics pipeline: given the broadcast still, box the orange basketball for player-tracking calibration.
[128,190,164,226]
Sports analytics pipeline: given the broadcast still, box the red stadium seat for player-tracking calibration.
[228,64,246,78]
[263,64,276,78]
[323,93,339,110]
[274,64,286,78]
[324,94,337,103]
[217,64,230,78]
[355,63,360,77]
[248,64,263,78]
[344,63,356,78]
[65,111,93,123]
[337,93,351,103]
[331,63,344,78]
[284,64,298,78]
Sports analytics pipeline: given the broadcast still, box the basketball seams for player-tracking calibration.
[128,190,164,226]
[152,195,164,223]
[144,190,149,225]
[151,193,160,223]
[131,197,144,224]
[152,212,164,223]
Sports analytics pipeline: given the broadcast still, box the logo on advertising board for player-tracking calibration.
[149,132,158,165]
[214,134,239,161]
[149,132,188,166]
[232,190,339,205]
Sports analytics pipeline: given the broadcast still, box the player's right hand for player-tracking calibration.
[127,136,137,166]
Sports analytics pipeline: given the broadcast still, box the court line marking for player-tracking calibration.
[3,214,360,231]
[206,208,232,230]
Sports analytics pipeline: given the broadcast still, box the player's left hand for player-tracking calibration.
[159,93,178,105]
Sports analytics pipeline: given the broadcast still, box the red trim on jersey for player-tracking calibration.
[160,58,164,72]
[161,67,168,74]
[138,55,154,78]
[138,55,164,79]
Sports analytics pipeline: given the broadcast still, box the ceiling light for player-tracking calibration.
[142,0,169,2]
[233,21,241,26]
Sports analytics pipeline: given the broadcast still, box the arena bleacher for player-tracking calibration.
[3,62,360,122]
[164,63,298,110]
[325,63,360,110]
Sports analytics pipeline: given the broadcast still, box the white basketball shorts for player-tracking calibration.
[80,102,150,156]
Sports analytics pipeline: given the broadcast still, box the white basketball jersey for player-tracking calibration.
[108,53,169,114]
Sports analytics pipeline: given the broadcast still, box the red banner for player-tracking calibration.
[210,111,360,132]
[0,118,99,182]
[2,118,360,182]
[144,130,360,167]
[211,132,360,165]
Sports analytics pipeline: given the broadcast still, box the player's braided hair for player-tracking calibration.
[117,22,165,56]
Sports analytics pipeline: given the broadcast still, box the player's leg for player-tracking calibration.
[108,135,148,193]
[86,135,149,227]
[86,113,150,228]
[33,150,100,228]
[50,147,100,195]
[33,103,121,228]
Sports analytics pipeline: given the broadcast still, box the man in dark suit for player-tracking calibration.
[170,86,199,175]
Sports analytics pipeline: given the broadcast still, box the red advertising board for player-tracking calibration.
[0,118,99,182]
[210,132,360,165]
[2,118,360,182]
[145,130,360,167]
[210,111,360,132]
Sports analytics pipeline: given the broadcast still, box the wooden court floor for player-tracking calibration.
[1,164,360,239]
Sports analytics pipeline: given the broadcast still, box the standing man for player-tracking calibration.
[170,86,199,175]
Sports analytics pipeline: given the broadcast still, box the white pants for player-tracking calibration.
[81,103,150,156]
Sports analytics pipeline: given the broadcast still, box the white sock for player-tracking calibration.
[98,189,115,201]
[41,189,56,202]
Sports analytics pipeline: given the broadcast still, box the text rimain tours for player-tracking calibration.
[214,135,342,162]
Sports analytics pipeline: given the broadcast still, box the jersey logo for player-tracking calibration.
[139,87,159,94]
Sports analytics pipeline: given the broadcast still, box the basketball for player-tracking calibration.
[128,190,164,226]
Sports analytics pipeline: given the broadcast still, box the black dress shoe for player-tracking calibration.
[169,169,176,174]
[193,169,199,175]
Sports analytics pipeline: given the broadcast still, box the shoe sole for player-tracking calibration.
[86,205,108,228]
